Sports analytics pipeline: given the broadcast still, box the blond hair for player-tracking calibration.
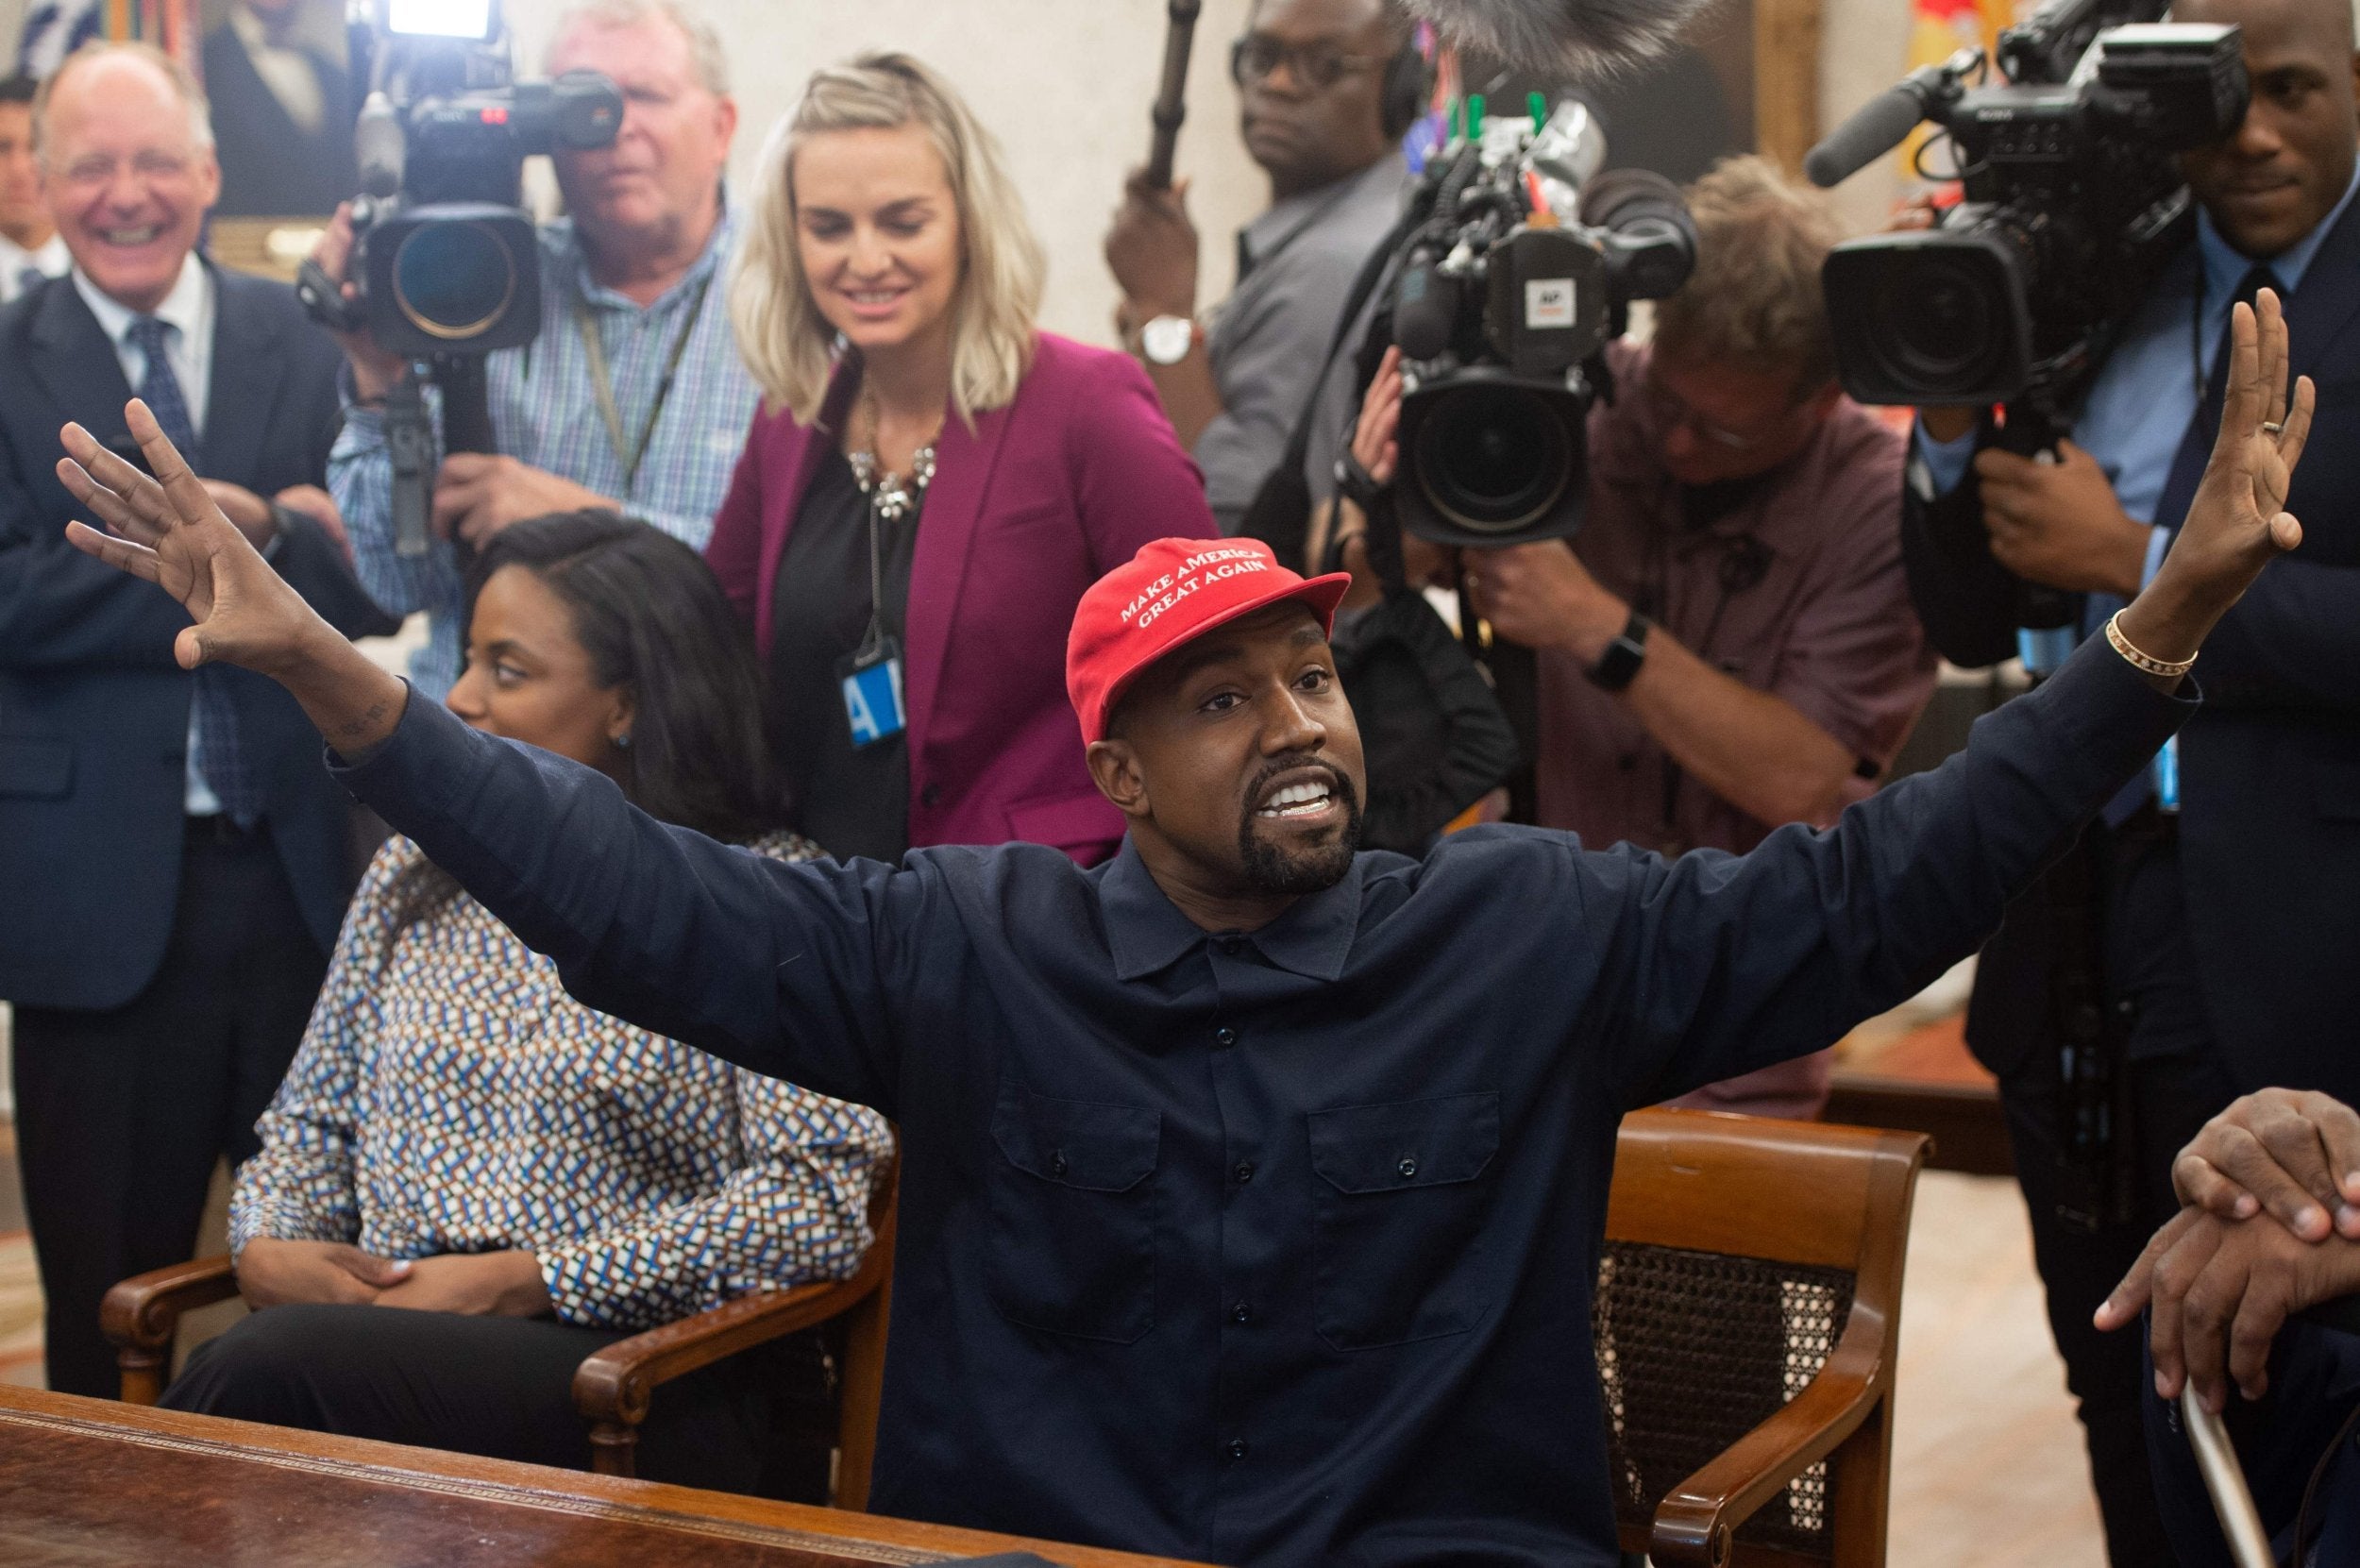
[33,41,213,162]
[731,52,1044,426]
[545,0,729,97]
[1652,155,1843,391]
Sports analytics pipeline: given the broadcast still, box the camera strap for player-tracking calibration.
[573,274,713,497]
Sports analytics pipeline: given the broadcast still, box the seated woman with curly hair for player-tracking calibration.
[161,511,892,1495]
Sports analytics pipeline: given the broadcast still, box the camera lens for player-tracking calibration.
[1412,382,1575,535]
[1869,251,2009,399]
[392,220,517,341]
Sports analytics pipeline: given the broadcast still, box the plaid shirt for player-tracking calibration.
[228,833,892,1331]
[330,207,760,697]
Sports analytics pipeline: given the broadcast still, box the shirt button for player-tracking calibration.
[1225,1438,1250,1461]
[1233,1160,1255,1184]
[1213,1025,1239,1048]
[1217,936,1244,955]
[1397,1156,1419,1179]
[919,783,943,809]
[1050,1150,1069,1177]
[1231,1302,1253,1324]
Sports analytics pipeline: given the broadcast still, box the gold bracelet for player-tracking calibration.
[2104,611,2197,679]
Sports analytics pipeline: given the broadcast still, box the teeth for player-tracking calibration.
[1256,781,1333,818]
[102,226,160,244]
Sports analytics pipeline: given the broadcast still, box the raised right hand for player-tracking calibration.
[59,402,325,676]
[236,1238,414,1310]
[59,400,411,752]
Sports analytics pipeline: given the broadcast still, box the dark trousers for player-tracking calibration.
[10,820,327,1397]
[161,1304,791,1496]
[1983,830,2243,1568]
[2146,1320,2360,1567]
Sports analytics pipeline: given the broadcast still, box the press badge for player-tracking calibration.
[836,637,907,748]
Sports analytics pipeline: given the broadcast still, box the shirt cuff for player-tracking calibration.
[1911,417,1979,497]
[2140,524,2171,590]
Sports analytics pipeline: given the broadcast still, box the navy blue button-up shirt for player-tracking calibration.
[337,637,2187,1566]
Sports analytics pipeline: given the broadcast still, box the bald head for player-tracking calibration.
[2175,0,2360,259]
[36,43,219,314]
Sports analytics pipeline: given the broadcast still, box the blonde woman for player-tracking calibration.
[707,53,1215,868]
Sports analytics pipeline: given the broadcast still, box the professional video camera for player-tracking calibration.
[1807,0,2248,430]
[296,0,621,553]
[1386,98,1696,548]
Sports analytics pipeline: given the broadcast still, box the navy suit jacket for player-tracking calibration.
[1900,196,2360,1106]
[0,263,398,1011]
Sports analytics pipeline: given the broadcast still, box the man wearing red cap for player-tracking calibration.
[51,295,2312,1568]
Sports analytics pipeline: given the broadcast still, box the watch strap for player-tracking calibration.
[1588,610,1652,692]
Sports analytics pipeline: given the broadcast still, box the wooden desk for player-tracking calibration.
[0,1383,1206,1568]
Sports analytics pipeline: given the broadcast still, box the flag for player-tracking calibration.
[15,0,108,77]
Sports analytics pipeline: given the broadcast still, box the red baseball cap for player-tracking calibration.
[1067,537,1353,745]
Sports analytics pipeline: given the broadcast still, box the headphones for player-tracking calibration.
[1227,31,1433,143]
[1379,36,1431,140]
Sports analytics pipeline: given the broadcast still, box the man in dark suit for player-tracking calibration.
[1900,0,2360,1556]
[0,41,395,1395]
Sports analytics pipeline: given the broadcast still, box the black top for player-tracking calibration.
[767,445,922,864]
[339,634,2188,1568]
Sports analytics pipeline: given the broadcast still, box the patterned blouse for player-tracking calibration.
[229,833,893,1331]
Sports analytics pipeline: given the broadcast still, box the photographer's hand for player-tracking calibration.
[2115,290,2309,678]
[1972,439,2151,596]
[311,204,409,404]
[1352,347,1404,485]
[431,453,614,547]
[59,401,409,754]
[1105,169,1200,325]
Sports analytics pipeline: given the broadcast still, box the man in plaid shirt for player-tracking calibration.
[313,0,756,697]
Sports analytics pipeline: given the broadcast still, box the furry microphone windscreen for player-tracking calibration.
[1400,0,1724,75]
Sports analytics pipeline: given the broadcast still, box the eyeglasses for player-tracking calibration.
[1229,35,1385,93]
[54,150,195,193]
[1637,367,1802,451]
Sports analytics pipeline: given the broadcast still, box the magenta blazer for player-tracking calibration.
[706,331,1216,865]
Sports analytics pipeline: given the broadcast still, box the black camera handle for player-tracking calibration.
[386,354,496,561]
[1985,402,2085,631]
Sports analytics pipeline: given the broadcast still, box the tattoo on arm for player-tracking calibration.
[333,700,392,743]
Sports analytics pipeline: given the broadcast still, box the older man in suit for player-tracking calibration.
[0,42,396,1396]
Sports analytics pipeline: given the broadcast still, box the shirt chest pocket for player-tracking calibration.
[1307,1092,1501,1351]
[987,1087,1161,1343]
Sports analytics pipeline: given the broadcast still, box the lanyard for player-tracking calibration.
[572,273,713,497]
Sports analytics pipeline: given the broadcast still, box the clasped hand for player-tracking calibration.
[2098,1089,2360,1413]
[238,1239,551,1316]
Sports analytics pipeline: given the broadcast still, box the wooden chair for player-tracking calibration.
[100,1155,899,1509]
[1600,1108,1929,1568]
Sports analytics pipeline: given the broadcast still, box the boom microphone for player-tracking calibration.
[1801,62,1952,188]
[1398,0,1721,75]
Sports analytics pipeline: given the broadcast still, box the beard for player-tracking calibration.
[1398,0,1720,76]
[1237,758,1364,898]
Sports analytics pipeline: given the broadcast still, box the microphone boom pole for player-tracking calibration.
[1144,0,1204,190]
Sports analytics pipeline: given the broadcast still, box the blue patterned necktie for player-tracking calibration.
[127,316,261,827]
[13,264,42,298]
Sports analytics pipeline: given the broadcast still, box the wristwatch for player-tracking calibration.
[1138,314,1200,365]
[1587,610,1652,692]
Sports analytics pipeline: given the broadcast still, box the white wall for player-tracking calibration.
[504,0,1272,347]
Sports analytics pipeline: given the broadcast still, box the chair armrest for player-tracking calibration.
[1647,1314,1890,1566]
[100,1256,241,1355]
[573,1269,885,1430]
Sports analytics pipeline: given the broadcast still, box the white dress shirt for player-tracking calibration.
[74,255,226,815]
[0,229,70,305]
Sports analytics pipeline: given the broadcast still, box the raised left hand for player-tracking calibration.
[1464,540,1627,662]
[431,454,612,548]
[1972,439,2152,596]
[2096,1208,2360,1411]
[370,1250,552,1318]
